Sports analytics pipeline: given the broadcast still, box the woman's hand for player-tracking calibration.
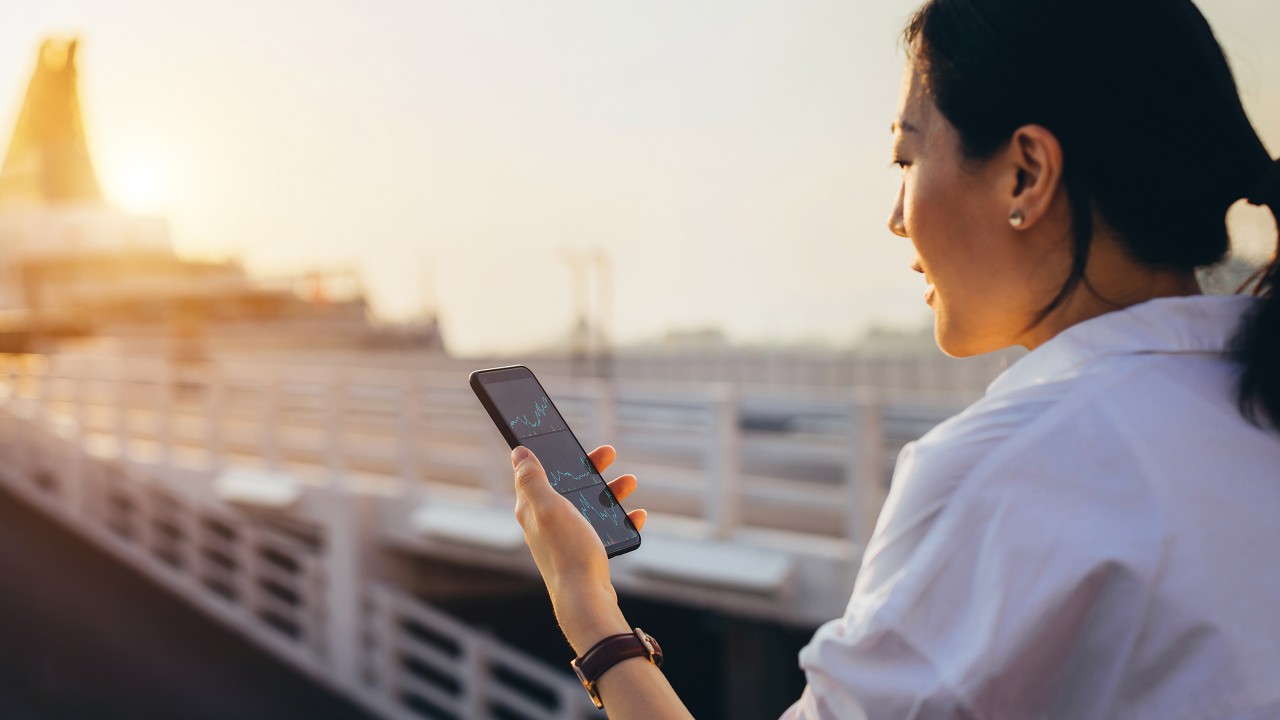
[512,444,648,653]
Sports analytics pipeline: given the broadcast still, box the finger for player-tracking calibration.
[511,447,553,503]
[606,473,637,502]
[627,508,648,532]
[587,445,616,473]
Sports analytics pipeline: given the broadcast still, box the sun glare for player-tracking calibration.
[108,162,170,215]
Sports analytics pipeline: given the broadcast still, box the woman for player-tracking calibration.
[510,0,1280,716]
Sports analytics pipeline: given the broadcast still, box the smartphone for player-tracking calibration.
[469,365,641,558]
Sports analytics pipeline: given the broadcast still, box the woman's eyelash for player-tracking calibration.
[890,159,911,169]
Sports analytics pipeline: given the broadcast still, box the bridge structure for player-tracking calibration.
[0,34,999,720]
[0,351,973,719]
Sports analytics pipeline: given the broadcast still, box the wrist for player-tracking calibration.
[551,581,629,655]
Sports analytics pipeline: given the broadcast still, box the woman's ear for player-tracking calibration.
[1004,124,1064,229]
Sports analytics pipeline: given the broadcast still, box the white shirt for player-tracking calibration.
[783,296,1280,720]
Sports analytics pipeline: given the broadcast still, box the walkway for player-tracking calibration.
[0,489,375,720]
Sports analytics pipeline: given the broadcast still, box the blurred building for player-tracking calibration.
[0,38,444,356]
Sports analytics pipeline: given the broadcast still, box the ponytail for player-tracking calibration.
[1236,159,1280,429]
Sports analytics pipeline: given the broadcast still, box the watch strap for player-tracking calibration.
[570,628,663,709]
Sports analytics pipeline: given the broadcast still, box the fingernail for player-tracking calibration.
[511,446,531,467]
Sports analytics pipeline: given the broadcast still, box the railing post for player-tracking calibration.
[323,490,364,693]
[260,365,281,472]
[845,392,884,547]
[325,370,345,487]
[158,358,175,470]
[463,636,487,719]
[113,356,130,468]
[1,357,14,459]
[46,357,79,511]
[65,355,90,519]
[29,355,46,426]
[322,368,362,691]
[9,357,29,481]
[28,357,48,480]
[706,383,741,539]
[372,586,400,707]
[206,363,226,476]
[33,357,59,494]
[179,499,203,590]
[397,370,420,494]
[236,523,260,622]
[302,555,327,659]
[135,481,156,561]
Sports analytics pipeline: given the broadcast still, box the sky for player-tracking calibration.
[1,0,1279,355]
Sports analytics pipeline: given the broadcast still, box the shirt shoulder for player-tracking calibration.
[855,373,1088,599]
[798,370,1166,718]
[803,350,1280,718]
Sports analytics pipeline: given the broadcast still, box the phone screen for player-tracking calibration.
[471,366,641,557]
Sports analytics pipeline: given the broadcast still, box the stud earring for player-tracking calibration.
[1009,209,1026,228]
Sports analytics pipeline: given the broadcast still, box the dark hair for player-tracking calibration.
[904,0,1280,429]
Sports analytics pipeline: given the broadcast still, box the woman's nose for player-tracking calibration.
[888,187,908,238]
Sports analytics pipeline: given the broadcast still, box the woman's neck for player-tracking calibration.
[1018,231,1202,351]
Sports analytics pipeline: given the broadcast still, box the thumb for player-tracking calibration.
[512,446,551,497]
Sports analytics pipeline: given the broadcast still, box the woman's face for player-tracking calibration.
[888,63,1066,356]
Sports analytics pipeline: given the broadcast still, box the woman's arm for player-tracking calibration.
[512,445,694,719]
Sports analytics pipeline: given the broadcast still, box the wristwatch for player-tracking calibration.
[570,627,664,709]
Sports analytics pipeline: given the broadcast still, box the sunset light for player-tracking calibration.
[106,160,169,215]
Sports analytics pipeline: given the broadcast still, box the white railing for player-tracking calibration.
[398,346,1016,396]
[17,353,967,546]
[366,585,595,720]
[2,349,972,622]
[0,352,601,720]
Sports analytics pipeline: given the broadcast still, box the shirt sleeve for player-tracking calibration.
[780,618,962,719]
[779,435,978,720]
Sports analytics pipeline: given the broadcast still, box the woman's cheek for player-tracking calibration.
[906,166,944,232]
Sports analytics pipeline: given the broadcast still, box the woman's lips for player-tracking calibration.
[911,259,933,304]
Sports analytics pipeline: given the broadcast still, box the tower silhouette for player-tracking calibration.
[0,39,103,206]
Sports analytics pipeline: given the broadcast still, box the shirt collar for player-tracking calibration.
[986,295,1257,398]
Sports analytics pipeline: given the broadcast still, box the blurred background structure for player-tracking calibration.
[0,2,1274,718]
[0,40,444,358]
